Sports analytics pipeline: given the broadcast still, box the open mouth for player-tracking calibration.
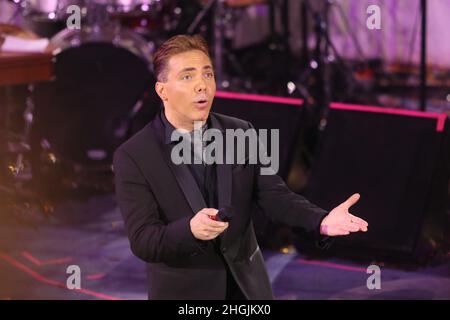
[194,99,209,108]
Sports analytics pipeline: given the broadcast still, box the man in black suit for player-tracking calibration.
[113,35,368,300]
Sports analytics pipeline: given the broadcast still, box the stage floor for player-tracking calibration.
[1,194,449,300]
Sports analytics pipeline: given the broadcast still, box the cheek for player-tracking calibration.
[169,85,189,101]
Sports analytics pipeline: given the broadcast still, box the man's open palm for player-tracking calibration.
[320,193,369,236]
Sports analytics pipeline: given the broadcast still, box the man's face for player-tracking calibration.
[156,49,216,130]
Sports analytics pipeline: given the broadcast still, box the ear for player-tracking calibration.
[155,82,168,102]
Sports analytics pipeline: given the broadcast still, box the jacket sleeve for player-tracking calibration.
[113,148,207,263]
[253,168,328,234]
[248,121,332,247]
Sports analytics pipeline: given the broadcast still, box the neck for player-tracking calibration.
[164,108,207,132]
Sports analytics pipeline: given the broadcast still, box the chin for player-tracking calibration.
[194,109,211,121]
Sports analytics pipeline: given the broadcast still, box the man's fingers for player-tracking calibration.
[349,214,368,228]
[191,208,229,241]
[199,212,224,224]
[203,219,228,228]
[328,224,367,236]
[342,193,360,209]
[344,224,360,232]
[203,230,223,240]
[200,208,219,217]
[342,222,368,234]
[202,216,228,228]
[348,214,369,231]
[203,224,228,233]
[198,208,229,228]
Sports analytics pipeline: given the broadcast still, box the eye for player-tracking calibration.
[204,72,214,79]
[181,74,192,80]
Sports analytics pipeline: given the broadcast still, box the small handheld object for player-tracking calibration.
[209,206,234,222]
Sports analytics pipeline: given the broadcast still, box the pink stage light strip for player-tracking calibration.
[297,259,367,273]
[0,252,122,300]
[330,102,447,132]
[215,91,447,132]
[215,90,304,106]
[21,251,73,266]
[87,273,106,281]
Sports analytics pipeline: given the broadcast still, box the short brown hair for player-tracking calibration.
[153,34,211,82]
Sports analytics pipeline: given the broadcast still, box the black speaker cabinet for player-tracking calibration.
[304,103,449,261]
[211,91,305,248]
[211,91,304,178]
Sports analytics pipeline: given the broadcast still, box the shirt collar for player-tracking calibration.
[160,108,210,145]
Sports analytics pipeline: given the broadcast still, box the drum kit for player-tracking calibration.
[0,0,267,205]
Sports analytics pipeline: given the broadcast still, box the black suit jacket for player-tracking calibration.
[113,111,329,300]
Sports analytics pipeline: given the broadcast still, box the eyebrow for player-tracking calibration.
[177,65,213,75]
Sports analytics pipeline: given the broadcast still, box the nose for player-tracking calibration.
[195,78,207,93]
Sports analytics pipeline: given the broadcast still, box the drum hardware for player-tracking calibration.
[187,0,252,91]
[1,93,47,214]
[290,0,362,124]
[1,84,35,182]
[114,86,154,140]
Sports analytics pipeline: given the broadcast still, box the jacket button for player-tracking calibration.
[221,247,227,253]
